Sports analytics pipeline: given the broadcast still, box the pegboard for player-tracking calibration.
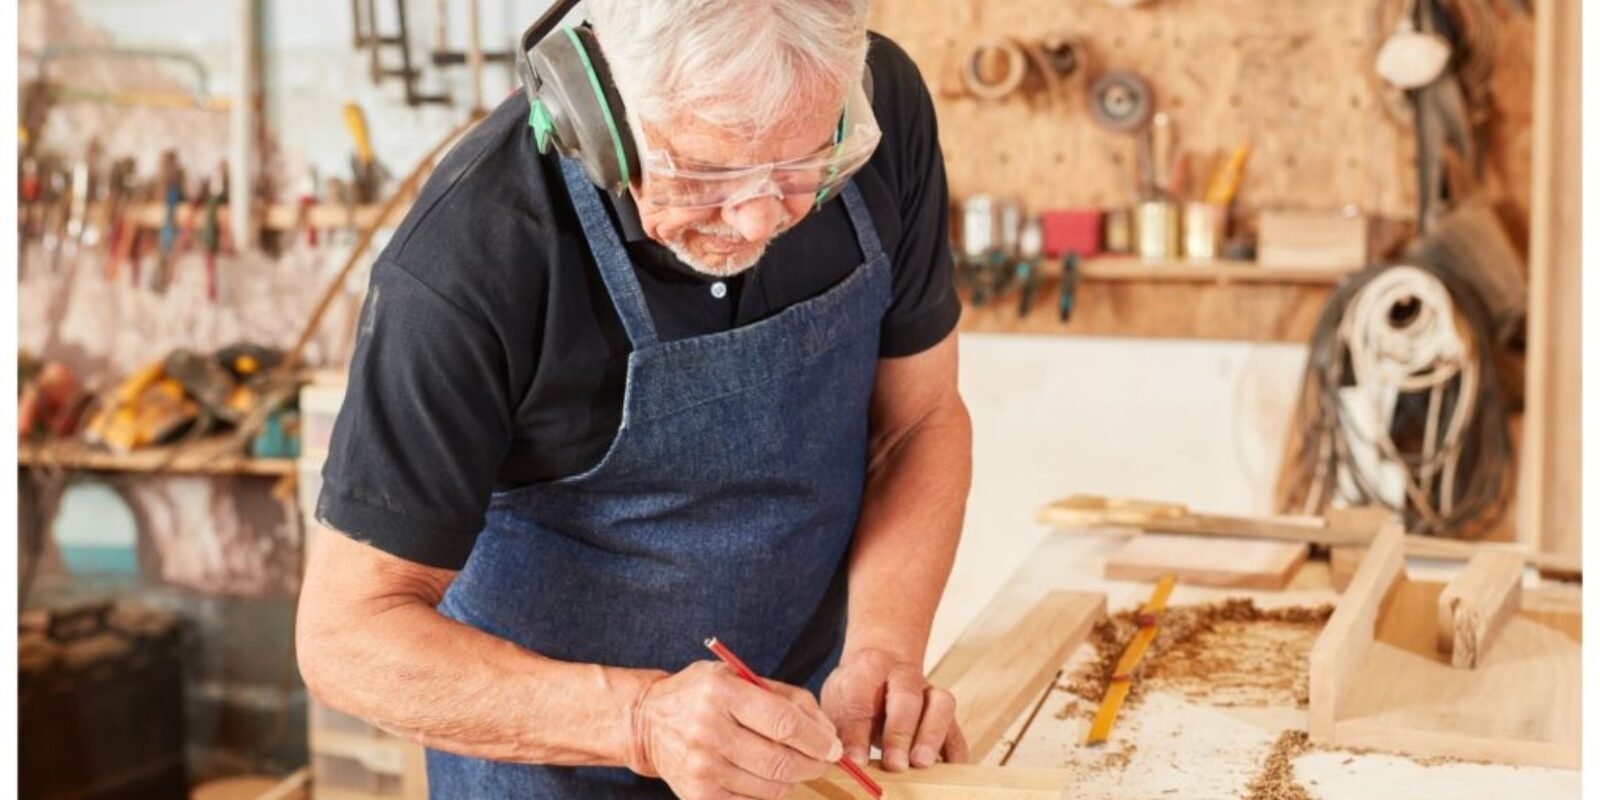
[869,0,1534,248]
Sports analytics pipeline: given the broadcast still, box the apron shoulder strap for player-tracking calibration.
[559,157,660,349]
[838,181,886,265]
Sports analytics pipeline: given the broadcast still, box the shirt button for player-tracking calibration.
[710,281,728,299]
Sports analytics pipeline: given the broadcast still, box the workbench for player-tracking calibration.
[933,528,1581,799]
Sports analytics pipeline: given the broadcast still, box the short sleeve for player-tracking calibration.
[316,259,515,570]
[872,36,961,358]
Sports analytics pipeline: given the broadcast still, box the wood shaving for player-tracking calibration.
[1067,598,1333,709]
[1244,730,1314,800]
[1088,742,1137,773]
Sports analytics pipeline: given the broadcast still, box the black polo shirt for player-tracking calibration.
[317,33,959,570]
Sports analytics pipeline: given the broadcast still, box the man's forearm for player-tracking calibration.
[297,533,661,767]
[842,395,973,665]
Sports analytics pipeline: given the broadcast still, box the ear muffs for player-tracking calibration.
[520,1,877,200]
[519,14,637,193]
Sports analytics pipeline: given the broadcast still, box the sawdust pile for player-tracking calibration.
[1067,598,1333,708]
[1244,730,1315,800]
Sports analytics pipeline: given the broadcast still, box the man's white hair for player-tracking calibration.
[584,0,870,139]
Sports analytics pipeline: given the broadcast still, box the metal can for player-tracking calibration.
[1136,200,1179,261]
[1103,207,1134,254]
[1182,202,1227,261]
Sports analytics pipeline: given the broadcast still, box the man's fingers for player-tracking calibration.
[910,687,956,768]
[942,718,971,764]
[878,669,925,772]
[720,725,832,787]
[822,668,881,765]
[728,681,842,763]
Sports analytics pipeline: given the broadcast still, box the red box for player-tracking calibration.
[1040,209,1103,258]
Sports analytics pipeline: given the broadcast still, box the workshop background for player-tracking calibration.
[14,0,1581,798]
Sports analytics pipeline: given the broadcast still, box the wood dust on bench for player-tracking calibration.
[1067,598,1335,711]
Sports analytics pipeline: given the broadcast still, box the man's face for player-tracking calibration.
[631,101,842,278]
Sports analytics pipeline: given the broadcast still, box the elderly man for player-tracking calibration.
[296,1,970,797]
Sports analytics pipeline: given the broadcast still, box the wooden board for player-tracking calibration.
[18,436,295,477]
[868,0,1533,241]
[1039,494,1582,577]
[1104,533,1307,590]
[1308,524,1406,741]
[943,592,1105,761]
[1328,544,1366,593]
[1309,527,1580,768]
[1038,494,1374,545]
[1436,551,1525,669]
[959,277,1332,342]
[1520,0,1582,560]
[796,763,1070,800]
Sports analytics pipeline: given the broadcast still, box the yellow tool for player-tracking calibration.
[1202,144,1251,206]
[83,361,199,453]
[342,102,375,167]
[343,101,383,204]
[1086,574,1177,745]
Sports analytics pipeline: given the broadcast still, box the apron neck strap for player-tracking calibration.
[560,157,660,349]
[837,181,884,265]
[559,157,884,350]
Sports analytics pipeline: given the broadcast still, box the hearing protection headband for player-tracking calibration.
[517,0,878,205]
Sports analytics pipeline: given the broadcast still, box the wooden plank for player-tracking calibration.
[1307,524,1405,741]
[1070,256,1347,285]
[1436,552,1525,669]
[942,592,1105,761]
[958,278,1332,343]
[1328,545,1366,593]
[1333,578,1580,768]
[399,741,428,800]
[18,437,295,477]
[1403,535,1579,581]
[1038,495,1582,577]
[1104,534,1307,590]
[1520,0,1582,560]
[128,201,409,232]
[1037,494,1371,545]
[308,729,408,775]
[795,763,1069,800]
[255,769,312,800]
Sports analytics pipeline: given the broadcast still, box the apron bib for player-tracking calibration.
[427,157,892,797]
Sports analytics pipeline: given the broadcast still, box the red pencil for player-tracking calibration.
[704,637,883,799]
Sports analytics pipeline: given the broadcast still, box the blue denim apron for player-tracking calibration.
[426,157,892,797]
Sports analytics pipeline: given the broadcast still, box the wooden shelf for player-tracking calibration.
[1075,256,1354,285]
[18,436,295,477]
[127,202,408,233]
[957,270,1335,342]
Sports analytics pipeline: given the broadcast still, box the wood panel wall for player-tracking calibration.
[869,0,1533,241]
[869,0,1537,343]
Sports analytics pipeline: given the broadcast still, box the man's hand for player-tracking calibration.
[820,648,969,772]
[631,661,843,799]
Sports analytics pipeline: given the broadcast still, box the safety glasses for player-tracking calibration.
[634,83,882,209]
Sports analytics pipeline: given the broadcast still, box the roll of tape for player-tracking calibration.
[1087,70,1154,133]
[962,36,1030,100]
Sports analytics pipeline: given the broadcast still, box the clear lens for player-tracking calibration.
[636,84,882,209]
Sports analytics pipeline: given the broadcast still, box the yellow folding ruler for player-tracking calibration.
[1086,573,1177,745]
